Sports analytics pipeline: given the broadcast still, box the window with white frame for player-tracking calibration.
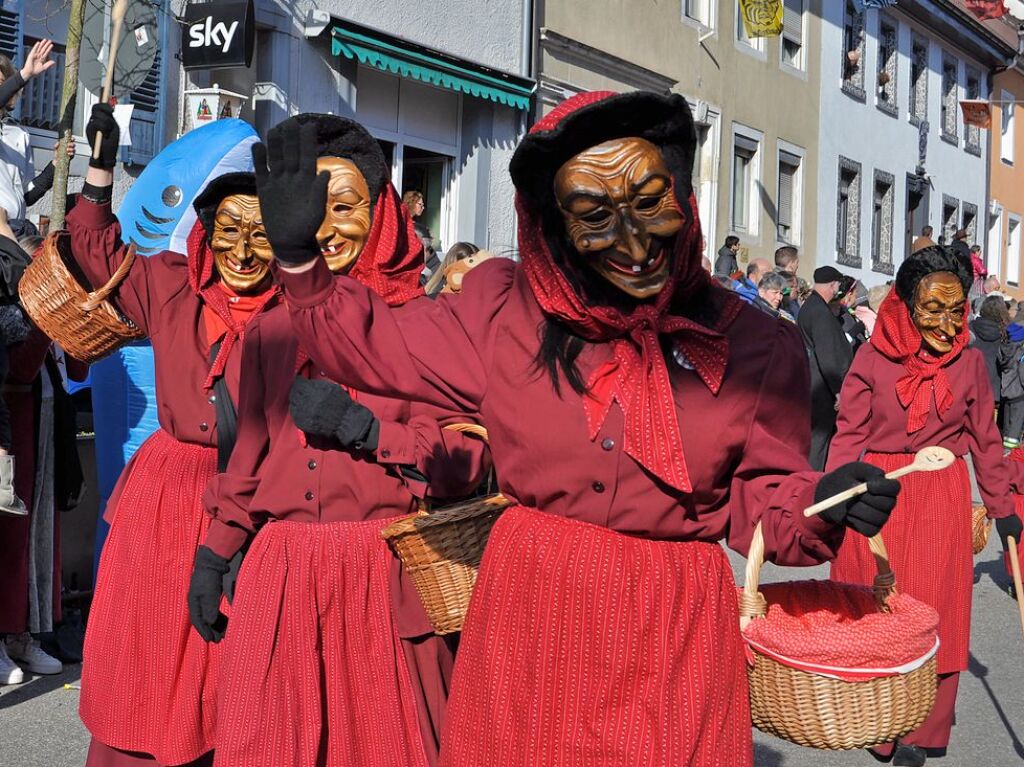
[941,56,959,143]
[877,18,898,116]
[781,0,804,70]
[965,69,981,154]
[842,2,865,99]
[1008,215,1021,286]
[731,130,760,233]
[683,0,713,27]
[837,157,862,268]
[989,209,1003,281]
[1002,91,1015,164]
[871,171,895,275]
[777,148,802,244]
[910,37,928,124]
[735,1,765,53]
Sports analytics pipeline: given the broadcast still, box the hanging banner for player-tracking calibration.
[851,0,898,10]
[738,0,783,38]
[961,100,993,130]
[964,0,1007,20]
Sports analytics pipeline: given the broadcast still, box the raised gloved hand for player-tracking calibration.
[85,103,119,170]
[289,377,377,449]
[187,546,230,643]
[815,462,900,537]
[251,121,328,266]
[996,514,1024,552]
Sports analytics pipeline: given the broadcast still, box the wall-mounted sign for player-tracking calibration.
[181,0,255,70]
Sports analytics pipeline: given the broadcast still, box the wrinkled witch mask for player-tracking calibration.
[211,194,273,293]
[553,137,683,300]
[317,156,372,273]
[912,272,966,355]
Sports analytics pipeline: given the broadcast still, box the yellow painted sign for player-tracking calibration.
[738,0,784,38]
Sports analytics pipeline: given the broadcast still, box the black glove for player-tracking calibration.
[85,103,119,170]
[289,377,377,449]
[188,546,230,643]
[251,121,328,266]
[815,462,901,537]
[996,514,1024,552]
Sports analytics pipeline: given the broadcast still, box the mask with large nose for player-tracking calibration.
[911,272,966,355]
[315,156,372,274]
[553,137,683,300]
[210,194,273,293]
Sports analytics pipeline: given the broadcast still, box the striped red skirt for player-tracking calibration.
[439,505,752,767]
[831,452,972,675]
[81,430,220,765]
[213,518,428,767]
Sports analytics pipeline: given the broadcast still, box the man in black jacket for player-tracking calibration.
[798,265,853,470]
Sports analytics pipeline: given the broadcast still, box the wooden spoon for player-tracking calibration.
[1007,535,1024,639]
[803,446,955,518]
[92,0,130,160]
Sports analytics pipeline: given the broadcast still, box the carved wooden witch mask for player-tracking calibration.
[553,136,683,300]
[315,156,372,274]
[911,271,966,355]
[210,193,274,293]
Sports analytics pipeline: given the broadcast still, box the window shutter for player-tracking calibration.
[778,162,796,228]
[783,0,802,44]
[0,6,18,61]
[735,134,758,155]
[125,48,162,165]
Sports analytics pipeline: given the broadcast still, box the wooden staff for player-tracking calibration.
[91,0,129,159]
[1008,536,1024,639]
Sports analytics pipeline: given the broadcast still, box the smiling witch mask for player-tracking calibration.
[210,194,273,293]
[553,137,683,300]
[912,271,966,355]
[316,156,372,273]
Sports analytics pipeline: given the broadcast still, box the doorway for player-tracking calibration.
[402,146,451,254]
[905,174,930,260]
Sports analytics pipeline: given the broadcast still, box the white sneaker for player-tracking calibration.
[0,641,24,684]
[6,633,62,675]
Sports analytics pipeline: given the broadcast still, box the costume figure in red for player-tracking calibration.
[256,92,899,766]
[187,114,488,767]
[69,105,279,767]
[828,247,1024,766]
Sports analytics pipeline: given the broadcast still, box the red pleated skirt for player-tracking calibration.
[439,505,752,767]
[81,430,220,765]
[831,452,972,674]
[213,518,428,767]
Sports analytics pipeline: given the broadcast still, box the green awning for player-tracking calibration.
[331,24,533,111]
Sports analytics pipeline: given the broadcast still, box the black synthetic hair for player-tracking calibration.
[278,113,389,202]
[193,172,258,238]
[894,245,973,308]
[512,92,700,394]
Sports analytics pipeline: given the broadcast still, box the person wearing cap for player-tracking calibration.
[255,90,899,766]
[67,105,279,766]
[798,265,854,470]
[189,115,488,767]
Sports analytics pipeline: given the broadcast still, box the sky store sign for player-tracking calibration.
[181,0,255,70]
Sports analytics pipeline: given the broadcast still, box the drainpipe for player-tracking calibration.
[520,0,533,79]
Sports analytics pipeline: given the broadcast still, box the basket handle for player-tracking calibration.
[80,243,137,313]
[739,521,895,632]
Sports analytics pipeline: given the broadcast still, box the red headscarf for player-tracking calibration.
[515,91,742,493]
[870,288,969,434]
[187,220,279,389]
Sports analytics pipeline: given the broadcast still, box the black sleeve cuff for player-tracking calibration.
[80,182,112,205]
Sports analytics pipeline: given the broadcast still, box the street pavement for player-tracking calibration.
[0,544,1021,766]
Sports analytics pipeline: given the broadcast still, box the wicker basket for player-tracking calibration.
[739,522,938,750]
[972,505,993,555]
[381,423,508,635]
[20,232,144,363]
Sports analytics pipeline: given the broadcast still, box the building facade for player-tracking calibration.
[535,0,825,278]
[814,0,1015,287]
[990,61,1024,300]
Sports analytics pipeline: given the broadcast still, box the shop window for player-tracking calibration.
[776,149,802,244]
[876,19,898,117]
[910,37,928,125]
[781,0,803,70]
[837,157,862,268]
[871,171,895,276]
[731,130,760,233]
[842,2,865,100]
[1002,91,1015,165]
[1008,215,1021,286]
[941,195,959,244]
[941,56,958,144]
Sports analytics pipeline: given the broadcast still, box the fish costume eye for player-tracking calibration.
[162,185,183,207]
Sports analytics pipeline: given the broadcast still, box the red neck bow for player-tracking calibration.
[187,221,279,389]
[870,288,968,434]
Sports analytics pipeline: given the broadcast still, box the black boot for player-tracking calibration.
[892,744,927,767]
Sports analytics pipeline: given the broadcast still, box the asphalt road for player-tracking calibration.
[0,544,1020,767]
